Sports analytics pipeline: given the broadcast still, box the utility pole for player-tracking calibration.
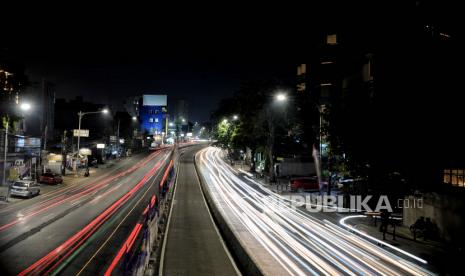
[43,125,48,151]
[74,109,108,176]
[117,119,120,156]
[75,111,83,176]
[62,130,67,176]
[42,124,48,174]
[2,117,10,201]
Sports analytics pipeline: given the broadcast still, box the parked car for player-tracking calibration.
[10,180,40,198]
[39,172,63,185]
[289,176,320,192]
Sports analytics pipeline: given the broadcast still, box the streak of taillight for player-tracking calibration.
[159,159,173,189]
[142,204,149,216]
[104,223,143,276]
[0,151,164,232]
[150,195,156,208]
[18,160,163,275]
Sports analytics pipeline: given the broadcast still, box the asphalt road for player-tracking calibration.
[0,147,173,275]
[196,147,434,276]
[160,145,239,276]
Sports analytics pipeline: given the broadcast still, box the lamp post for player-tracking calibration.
[306,101,328,193]
[3,102,32,201]
[116,119,120,156]
[20,103,31,134]
[265,92,288,182]
[2,117,9,201]
[75,108,108,176]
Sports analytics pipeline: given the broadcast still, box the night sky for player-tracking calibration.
[4,9,307,122]
[8,2,457,122]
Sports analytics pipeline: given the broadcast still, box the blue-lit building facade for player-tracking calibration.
[139,95,168,137]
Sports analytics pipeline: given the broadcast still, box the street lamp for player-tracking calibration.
[75,108,109,176]
[19,102,32,134]
[264,92,290,181]
[3,102,33,201]
[232,115,238,120]
[132,116,137,121]
[275,93,287,102]
[20,103,31,111]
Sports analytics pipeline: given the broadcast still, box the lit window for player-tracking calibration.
[297,64,306,76]
[149,118,153,123]
[155,118,159,123]
[444,169,465,187]
[327,34,337,45]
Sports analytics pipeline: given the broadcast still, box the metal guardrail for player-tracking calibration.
[104,149,177,275]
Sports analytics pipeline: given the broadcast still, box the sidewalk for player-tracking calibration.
[346,216,455,274]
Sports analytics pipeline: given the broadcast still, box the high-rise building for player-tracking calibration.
[124,96,140,118]
[41,80,55,142]
[174,99,189,125]
[139,95,168,136]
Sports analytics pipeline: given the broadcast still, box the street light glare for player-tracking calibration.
[233,115,238,120]
[20,103,31,111]
[132,116,137,121]
[276,93,287,102]
[102,108,109,114]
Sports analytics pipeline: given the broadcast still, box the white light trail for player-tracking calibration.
[196,147,434,276]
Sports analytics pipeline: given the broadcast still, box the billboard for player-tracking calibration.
[73,129,89,137]
[143,95,167,106]
[15,137,41,148]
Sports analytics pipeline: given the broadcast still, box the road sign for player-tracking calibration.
[97,144,105,149]
[73,129,89,137]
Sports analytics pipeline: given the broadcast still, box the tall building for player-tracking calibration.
[124,96,140,118]
[0,54,27,129]
[0,51,24,117]
[173,99,189,125]
[296,2,462,245]
[139,95,168,136]
[41,80,55,142]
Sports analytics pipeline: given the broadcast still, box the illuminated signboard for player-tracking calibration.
[142,95,167,106]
